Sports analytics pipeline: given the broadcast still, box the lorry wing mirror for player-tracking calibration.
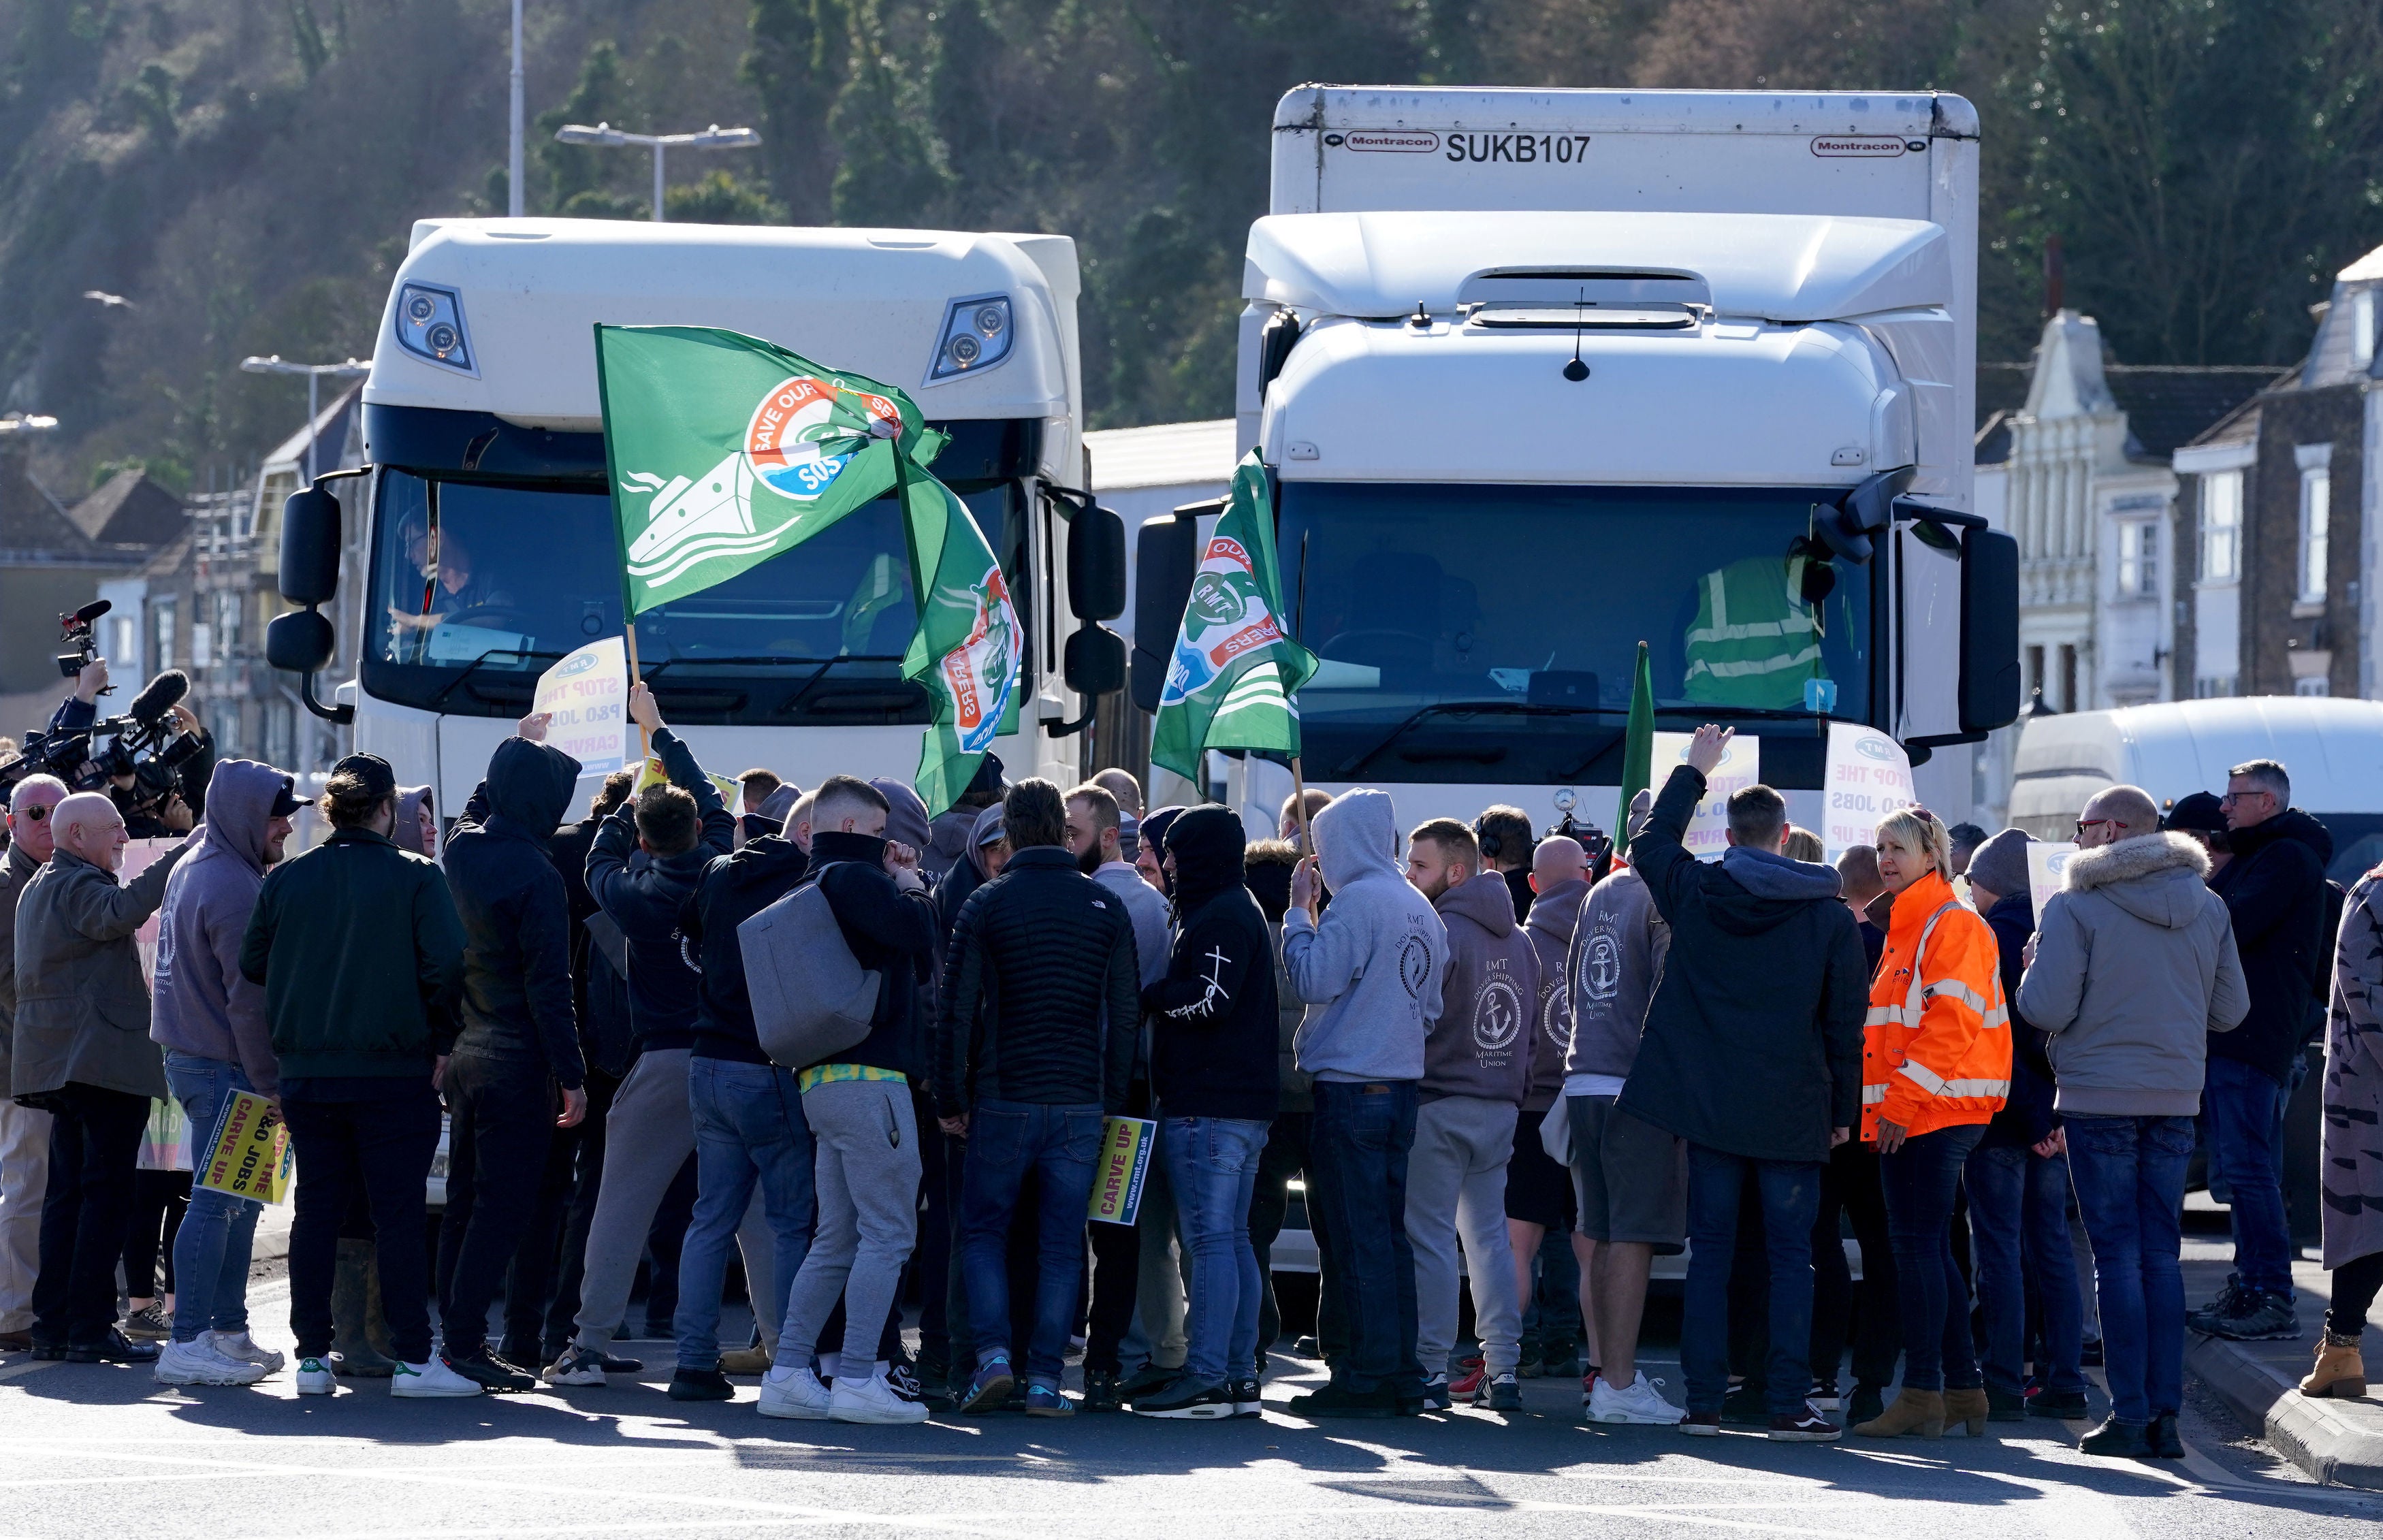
[1960,527,2021,732]
[278,483,344,605]
[1064,500,1127,622]
[1811,467,1911,564]
[266,608,334,673]
[1130,504,1209,713]
[1063,624,1126,697]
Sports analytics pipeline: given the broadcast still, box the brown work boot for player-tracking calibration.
[1853,1387,1945,1439]
[719,1345,773,1376]
[1943,1386,1991,1436]
[2299,1335,2367,1399]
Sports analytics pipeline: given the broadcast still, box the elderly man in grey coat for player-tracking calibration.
[13,791,189,1363]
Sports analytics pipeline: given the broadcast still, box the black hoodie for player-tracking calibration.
[1143,807,1278,1121]
[586,728,735,1052]
[1617,764,1868,1164]
[2209,806,2335,1083]
[682,833,810,1064]
[786,830,940,1076]
[445,736,587,1088]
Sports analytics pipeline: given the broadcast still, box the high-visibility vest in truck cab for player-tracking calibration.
[1681,554,1825,709]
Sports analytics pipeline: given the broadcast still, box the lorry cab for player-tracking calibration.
[1153,87,2019,836]
[273,219,1098,814]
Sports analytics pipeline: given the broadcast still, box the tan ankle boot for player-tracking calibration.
[1944,1387,1990,1435]
[2299,1337,2367,1399]
[1854,1387,1946,1439]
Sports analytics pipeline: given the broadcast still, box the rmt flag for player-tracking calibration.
[1150,452,1317,781]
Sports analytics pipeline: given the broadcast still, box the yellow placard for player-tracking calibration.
[1088,1116,1155,1225]
[632,756,743,811]
[196,1090,293,1206]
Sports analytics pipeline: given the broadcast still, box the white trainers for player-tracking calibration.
[830,1370,931,1425]
[155,1338,270,1387]
[1588,1371,1689,1425]
[295,1356,336,1396]
[208,1330,286,1375]
[758,1365,834,1419]
[391,1357,483,1398]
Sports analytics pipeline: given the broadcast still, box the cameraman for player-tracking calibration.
[108,701,208,839]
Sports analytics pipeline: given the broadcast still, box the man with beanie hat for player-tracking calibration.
[434,719,590,1390]
[2164,792,2230,877]
[1960,828,2091,1422]
[1404,818,1536,1411]
[1130,807,1278,1419]
[1281,789,1446,1417]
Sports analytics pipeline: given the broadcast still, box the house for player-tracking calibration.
[2172,244,2381,701]
[0,454,170,741]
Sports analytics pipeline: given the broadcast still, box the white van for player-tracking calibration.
[2010,696,2383,883]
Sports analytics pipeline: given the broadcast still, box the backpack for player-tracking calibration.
[737,871,881,1070]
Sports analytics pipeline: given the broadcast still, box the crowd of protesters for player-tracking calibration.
[2,675,2379,1458]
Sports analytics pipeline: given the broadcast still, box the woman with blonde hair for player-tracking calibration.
[1853,805,2011,1440]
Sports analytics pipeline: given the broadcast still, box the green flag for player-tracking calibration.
[1614,640,1654,856]
[1150,453,1318,781]
[594,325,940,614]
[897,451,1022,816]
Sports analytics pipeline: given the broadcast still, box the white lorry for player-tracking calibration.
[267,219,1124,814]
[1132,86,2019,838]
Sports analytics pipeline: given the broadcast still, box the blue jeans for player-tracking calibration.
[1965,1142,2088,1396]
[2066,1114,2193,1424]
[1879,1123,1984,1392]
[1163,1114,1268,1385]
[1308,1080,1421,1396]
[2204,1057,2291,1292]
[958,1100,1105,1383]
[675,1058,814,1372]
[163,1052,263,1345]
[1682,1144,1821,1417]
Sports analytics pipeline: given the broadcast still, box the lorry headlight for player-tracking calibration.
[394,281,475,374]
[930,293,1012,381]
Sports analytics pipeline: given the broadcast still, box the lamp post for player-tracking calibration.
[509,0,524,217]
[239,356,369,483]
[550,122,762,221]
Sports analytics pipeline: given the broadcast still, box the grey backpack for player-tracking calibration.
[737,874,881,1070]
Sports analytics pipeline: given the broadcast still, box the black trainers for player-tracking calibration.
[1986,1386,2027,1422]
[1290,1383,1396,1419]
[885,1361,925,1402]
[1081,1367,1123,1413]
[2186,1277,2245,1335]
[2028,1387,2090,1419]
[1770,1401,1841,1442]
[1720,1383,1768,1425]
[668,1367,735,1401]
[2201,1288,2300,1342]
[2079,1416,2152,1457]
[65,1328,159,1364]
[1117,1362,1179,1400]
[1847,1382,1885,1425]
[445,1346,537,1392]
[1293,1335,1322,1358]
[1229,1377,1263,1419]
[1132,1375,1234,1419]
[2147,1411,2186,1459]
[2079,1337,2104,1367]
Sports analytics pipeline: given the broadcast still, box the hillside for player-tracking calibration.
[1,0,2378,494]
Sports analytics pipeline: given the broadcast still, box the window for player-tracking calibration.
[2299,459,2331,605]
[2201,470,2241,583]
[2026,644,2046,703]
[190,621,212,670]
[2297,675,2331,697]
[2059,643,2078,713]
[2115,520,2158,598]
[214,589,242,657]
[2354,288,2376,372]
[153,598,176,671]
[2195,675,2237,699]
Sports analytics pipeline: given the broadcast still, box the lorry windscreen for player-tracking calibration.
[359,469,1026,725]
[1277,480,1873,787]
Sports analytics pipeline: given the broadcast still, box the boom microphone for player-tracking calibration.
[71,598,111,626]
[128,669,189,727]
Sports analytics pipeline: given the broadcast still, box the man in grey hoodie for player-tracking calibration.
[149,760,301,1387]
[1404,819,1535,1411]
[2017,784,2248,1458]
[1282,788,1445,1417]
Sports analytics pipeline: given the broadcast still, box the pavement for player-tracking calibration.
[2185,1247,2383,1489]
[5,1272,2383,1540]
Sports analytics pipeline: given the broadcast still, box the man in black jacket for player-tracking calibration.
[1130,807,1276,1419]
[758,776,940,1424]
[434,720,588,1390]
[938,778,1140,1416]
[549,684,777,1390]
[1618,726,1866,1440]
[669,755,821,1401]
[2195,757,2333,1341]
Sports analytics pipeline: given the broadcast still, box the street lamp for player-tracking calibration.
[0,413,59,439]
[551,122,762,222]
[240,356,369,482]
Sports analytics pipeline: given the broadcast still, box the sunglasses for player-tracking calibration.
[2075,818,2119,837]
[14,805,49,822]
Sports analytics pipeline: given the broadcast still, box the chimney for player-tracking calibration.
[2043,234,2066,320]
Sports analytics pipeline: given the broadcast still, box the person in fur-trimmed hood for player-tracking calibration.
[2017,784,2248,1458]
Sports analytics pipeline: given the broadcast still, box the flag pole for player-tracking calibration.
[1290,755,1313,852]
[623,617,649,763]
[593,323,652,764]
